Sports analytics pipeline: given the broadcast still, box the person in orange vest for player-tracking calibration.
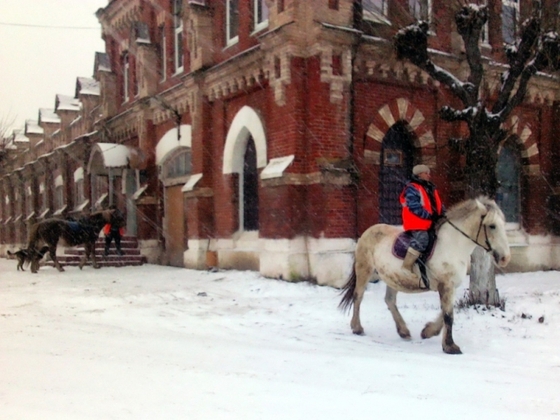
[103,205,125,256]
[399,164,445,279]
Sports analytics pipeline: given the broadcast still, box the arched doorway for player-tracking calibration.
[496,139,521,225]
[242,137,259,231]
[160,147,192,266]
[155,124,192,267]
[222,106,267,233]
[379,122,414,225]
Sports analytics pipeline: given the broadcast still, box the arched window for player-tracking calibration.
[496,140,521,225]
[242,137,259,231]
[162,148,191,179]
[379,122,415,225]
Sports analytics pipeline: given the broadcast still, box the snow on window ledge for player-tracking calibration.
[260,155,294,180]
[74,200,90,212]
[182,174,203,192]
[52,205,67,216]
[95,193,108,209]
[132,185,148,201]
[38,208,50,219]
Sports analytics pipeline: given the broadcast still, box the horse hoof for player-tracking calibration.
[399,332,412,340]
[443,344,462,355]
[93,265,100,269]
[352,328,365,336]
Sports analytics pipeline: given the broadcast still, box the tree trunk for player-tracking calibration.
[469,247,500,306]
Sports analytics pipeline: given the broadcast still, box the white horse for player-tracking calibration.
[339,197,511,354]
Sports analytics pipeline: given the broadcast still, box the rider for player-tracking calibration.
[399,164,445,280]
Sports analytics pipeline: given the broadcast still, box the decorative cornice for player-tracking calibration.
[205,48,268,102]
[100,0,143,32]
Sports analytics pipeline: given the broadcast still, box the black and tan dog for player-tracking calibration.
[7,246,50,271]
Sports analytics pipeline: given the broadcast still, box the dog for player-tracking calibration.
[7,246,50,271]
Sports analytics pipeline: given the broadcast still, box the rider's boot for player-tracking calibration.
[401,247,420,280]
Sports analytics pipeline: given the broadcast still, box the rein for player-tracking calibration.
[443,215,493,253]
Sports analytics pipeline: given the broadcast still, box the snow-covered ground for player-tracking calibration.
[1,258,559,419]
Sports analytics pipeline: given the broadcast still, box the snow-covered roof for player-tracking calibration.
[13,129,29,143]
[39,108,61,124]
[5,140,17,150]
[55,94,81,112]
[89,142,147,170]
[25,119,44,135]
[76,77,100,96]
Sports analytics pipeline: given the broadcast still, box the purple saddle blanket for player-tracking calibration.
[392,232,436,260]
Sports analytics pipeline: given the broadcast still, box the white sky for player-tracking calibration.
[0,0,106,134]
[1,256,560,419]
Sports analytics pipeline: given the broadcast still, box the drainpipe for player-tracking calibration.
[108,167,113,206]
[349,2,362,239]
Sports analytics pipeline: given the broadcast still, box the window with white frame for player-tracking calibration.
[5,195,10,218]
[74,168,85,206]
[54,186,64,210]
[123,52,130,102]
[14,190,21,215]
[409,0,432,23]
[158,25,167,81]
[496,140,521,228]
[226,0,240,45]
[75,179,84,204]
[39,182,47,212]
[502,0,519,44]
[173,0,184,73]
[363,0,390,24]
[481,1,490,45]
[254,0,269,31]
[26,185,33,216]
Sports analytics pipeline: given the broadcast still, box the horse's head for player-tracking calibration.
[87,209,114,229]
[475,197,511,267]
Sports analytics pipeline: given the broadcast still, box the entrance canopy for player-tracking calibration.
[88,143,147,174]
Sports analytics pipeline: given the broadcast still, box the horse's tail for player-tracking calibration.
[26,222,41,265]
[338,262,357,313]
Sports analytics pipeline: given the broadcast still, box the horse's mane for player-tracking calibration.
[82,210,113,226]
[444,196,504,225]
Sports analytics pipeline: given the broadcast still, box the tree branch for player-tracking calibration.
[439,105,477,122]
[493,5,542,113]
[394,22,470,105]
[455,5,488,105]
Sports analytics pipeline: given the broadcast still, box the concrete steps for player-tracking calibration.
[45,236,146,268]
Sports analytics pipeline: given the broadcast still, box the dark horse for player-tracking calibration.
[26,209,114,273]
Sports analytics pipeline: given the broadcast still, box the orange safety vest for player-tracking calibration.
[399,182,442,231]
[103,223,125,236]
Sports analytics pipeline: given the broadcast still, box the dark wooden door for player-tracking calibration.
[379,123,414,225]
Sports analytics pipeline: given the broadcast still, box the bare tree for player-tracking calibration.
[0,112,17,160]
[394,1,560,305]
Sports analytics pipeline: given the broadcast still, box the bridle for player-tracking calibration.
[443,214,494,253]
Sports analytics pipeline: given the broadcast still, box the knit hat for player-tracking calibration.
[413,164,430,175]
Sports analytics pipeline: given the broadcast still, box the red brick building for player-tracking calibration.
[2,0,560,286]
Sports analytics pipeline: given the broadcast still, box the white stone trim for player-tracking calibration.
[73,167,84,182]
[156,124,192,165]
[54,175,63,187]
[185,235,356,287]
[223,106,267,174]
